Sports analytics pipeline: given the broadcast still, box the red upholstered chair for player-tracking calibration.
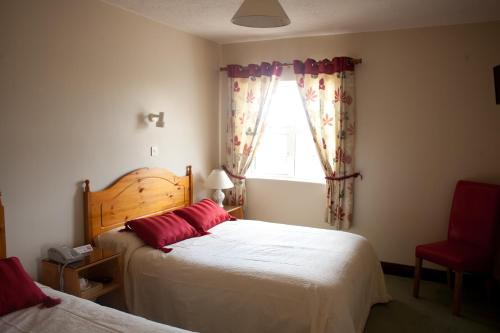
[413,180,500,315]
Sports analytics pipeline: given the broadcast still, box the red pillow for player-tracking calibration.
[125,212,200,253]
[0,257,61,316]
[174,199,236,233]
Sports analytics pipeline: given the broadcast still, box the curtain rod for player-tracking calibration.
[219,58,362,72]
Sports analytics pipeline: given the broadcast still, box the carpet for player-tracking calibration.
[364,275,500,332]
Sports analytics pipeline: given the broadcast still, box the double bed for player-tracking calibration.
[0,193,195,333]
[84,166,391,333]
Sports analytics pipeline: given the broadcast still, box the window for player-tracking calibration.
[247,80,325,183]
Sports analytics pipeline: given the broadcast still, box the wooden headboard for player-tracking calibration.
[84,166,193,244]
[0,193,6,259]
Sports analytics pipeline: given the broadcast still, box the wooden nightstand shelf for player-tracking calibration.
[41,248,123,301]
[224,205,244,219]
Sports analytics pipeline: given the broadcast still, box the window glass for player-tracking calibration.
[248,81,325,183]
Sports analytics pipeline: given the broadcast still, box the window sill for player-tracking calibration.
[246,175,326,185]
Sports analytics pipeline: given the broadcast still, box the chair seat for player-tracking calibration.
[416,240,492,273]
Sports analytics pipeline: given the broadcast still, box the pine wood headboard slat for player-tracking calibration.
[84,166,193,244]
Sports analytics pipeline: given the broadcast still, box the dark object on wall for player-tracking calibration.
[495,65,500,104]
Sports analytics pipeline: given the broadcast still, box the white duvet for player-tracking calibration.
[98,219,390,333]
[0,283,195,333]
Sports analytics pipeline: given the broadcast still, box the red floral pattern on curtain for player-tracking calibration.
[224,62,283,206]
[294,58,357,229]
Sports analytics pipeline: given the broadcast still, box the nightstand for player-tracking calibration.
[40,248,123,301]
[224,205,244,219]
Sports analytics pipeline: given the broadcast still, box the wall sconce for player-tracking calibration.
[148,112,165,128]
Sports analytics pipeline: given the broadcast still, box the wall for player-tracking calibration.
[0,0,220,277]
[221,21,500,267]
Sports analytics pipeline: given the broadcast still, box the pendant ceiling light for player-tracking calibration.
[231,0,291,28]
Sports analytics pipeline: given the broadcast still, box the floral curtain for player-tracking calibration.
[294,58,358,229]
[224,62,283,206]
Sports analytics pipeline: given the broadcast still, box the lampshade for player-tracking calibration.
[206,169,234,190]
[231,0,291,28]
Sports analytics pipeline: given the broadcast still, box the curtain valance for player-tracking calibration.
[226,61,283,78]
[293,57,355,75]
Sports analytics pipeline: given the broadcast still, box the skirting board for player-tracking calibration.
[382,261,500,300]
[381,261,447,283]
[381,261,500,285]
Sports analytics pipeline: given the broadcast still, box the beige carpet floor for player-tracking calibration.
[364,275,500,333]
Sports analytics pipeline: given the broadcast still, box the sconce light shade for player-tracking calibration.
[231,0,291,28]
[148,112,165,128]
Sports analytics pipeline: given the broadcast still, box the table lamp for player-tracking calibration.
[206,169,234,207]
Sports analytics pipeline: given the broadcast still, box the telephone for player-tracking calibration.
[48,244,93,264]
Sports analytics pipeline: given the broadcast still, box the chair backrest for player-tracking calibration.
[448,180,500,253]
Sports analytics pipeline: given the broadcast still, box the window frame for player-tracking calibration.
[247,80,325,185]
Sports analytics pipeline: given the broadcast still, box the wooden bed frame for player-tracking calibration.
[0,193,6,259]
[84,166,193,244]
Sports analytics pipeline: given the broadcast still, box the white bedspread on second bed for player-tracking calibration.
[98,219,390,333]
[0,283,195,333]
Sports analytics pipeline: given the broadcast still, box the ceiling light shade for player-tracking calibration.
[231,0,291,28]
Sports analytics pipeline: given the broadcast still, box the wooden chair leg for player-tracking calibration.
[452,271,463,316]
[413,257,422,298]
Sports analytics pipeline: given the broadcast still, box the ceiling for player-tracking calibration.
[102,0,500,44]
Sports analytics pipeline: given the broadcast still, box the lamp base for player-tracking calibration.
[212,189,225,207]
